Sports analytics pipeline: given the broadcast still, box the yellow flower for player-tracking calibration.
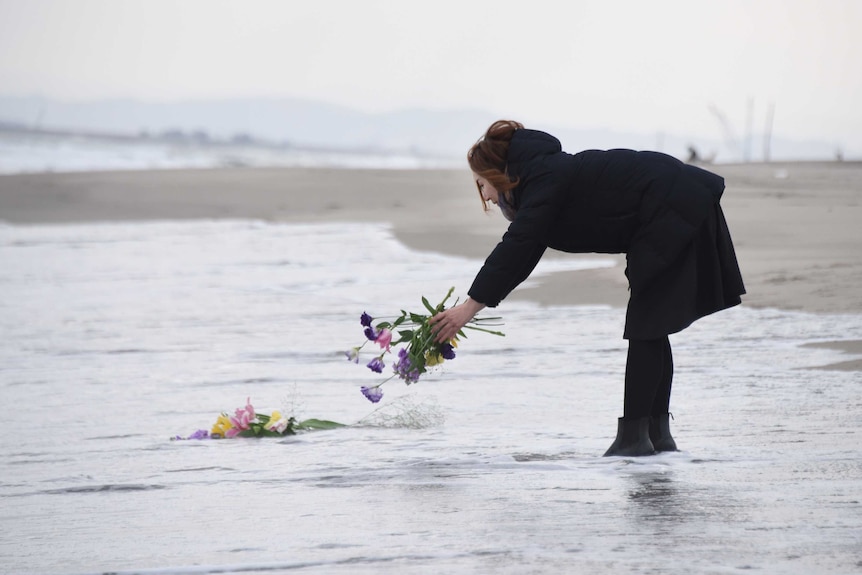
[266,410,282,426]
[265,411,289,433]
[211,413,233,438]
[424,351,443,366]
[450,337,459,348]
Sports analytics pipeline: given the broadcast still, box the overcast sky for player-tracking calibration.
[1,0,860,152]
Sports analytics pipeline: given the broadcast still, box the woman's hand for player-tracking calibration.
[429,298,486,343]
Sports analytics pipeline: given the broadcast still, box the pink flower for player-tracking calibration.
[228,397,255,436]
[375,328,392,351]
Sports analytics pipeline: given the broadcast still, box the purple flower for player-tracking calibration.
[173,429,209,441]
[360,312,373,327]
[440,342,456,360]
[364,326,379,341]
[188,429,209,440]
[367,357,385,373]
[393,348,421,384]
[361,385,384,403]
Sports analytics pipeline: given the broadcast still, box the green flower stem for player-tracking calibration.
[462,324,506,336]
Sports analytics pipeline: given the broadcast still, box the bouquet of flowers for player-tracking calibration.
[172,397,344,440]
[347,287,504,403]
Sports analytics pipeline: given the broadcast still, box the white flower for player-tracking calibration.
[264,411,289,433]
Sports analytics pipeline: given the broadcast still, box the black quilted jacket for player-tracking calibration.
[468,128,725,308]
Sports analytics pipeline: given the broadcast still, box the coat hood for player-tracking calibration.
[506,129,562,179]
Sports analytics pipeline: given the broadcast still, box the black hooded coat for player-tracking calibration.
[467,129,746,340]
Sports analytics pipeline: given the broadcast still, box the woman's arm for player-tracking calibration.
[429,297,486,343]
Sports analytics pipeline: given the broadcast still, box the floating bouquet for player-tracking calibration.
[347,287,504,403]
[172,397,344,440]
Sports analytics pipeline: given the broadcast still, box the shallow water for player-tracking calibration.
[0,220,860,575]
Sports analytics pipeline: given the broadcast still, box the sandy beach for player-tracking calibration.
[1,161,860,369]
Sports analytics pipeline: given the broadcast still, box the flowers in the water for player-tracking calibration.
[264,411,290,433]
[173,398,345,440]
[226,397,256,437]
[348,287,504,402]
[173,429,209,441]
[211,414,234,437]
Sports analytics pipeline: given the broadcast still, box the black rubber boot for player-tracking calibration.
[649,413,678,452]
[603,417,656,457]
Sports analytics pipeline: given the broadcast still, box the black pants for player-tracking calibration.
[623,336,673,419]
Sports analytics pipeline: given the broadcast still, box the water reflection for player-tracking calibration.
[627,472,677,510]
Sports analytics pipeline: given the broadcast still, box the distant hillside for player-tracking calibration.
[0,96,496,158]
[0,95,845,162]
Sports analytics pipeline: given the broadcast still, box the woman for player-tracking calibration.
[429,120,745,456]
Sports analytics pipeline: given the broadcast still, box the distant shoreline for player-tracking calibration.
[4,123,856,169]
[0,122,458,162]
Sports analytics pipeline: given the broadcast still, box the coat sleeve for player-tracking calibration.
[467,168,563,307]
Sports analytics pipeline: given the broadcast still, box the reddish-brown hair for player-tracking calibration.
[468,120,524,211]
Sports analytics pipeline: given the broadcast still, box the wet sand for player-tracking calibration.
[1,161,860,370]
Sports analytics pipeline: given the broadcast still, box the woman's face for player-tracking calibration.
[473,172,500,205]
